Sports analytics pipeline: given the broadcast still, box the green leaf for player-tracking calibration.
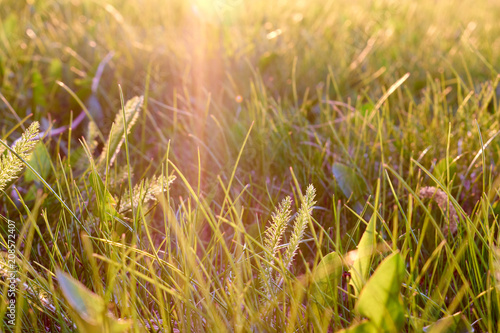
[360,103,374,116]
[25,142,51,182]
[348,180,380,296]
[355,253,405,331]
[348,216,377,296]
[2,13,18,38]
[311,251,343,318]
[57,270,131,333]
[433,157,457,185]
[48,59,63,80]
[32,69,47,108]
[349,181,380,295]
[57,269,106,327]
[332,163,367,213]
[423,313,472,333]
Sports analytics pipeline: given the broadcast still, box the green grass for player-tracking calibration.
[1,0,500,331]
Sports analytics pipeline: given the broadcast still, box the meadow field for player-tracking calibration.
[1,0,500,331]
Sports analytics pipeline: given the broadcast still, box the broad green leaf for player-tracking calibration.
[2,13,18,38]
[360,103,374,116]
[423,313,472,333]
[433,157,457,186]
[57,270,131,333]
[57,270,105,327]
[349,180,380,296]
[311,252,343,324]
[348,216,376,295]
[25,142,51,182]
[355,253,405,331]
[332,163,367,213]
[48,59,63,80]
[32,69,47,108]
[311,252,343,320]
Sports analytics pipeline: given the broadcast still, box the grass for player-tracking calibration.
[1,0,500,331]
